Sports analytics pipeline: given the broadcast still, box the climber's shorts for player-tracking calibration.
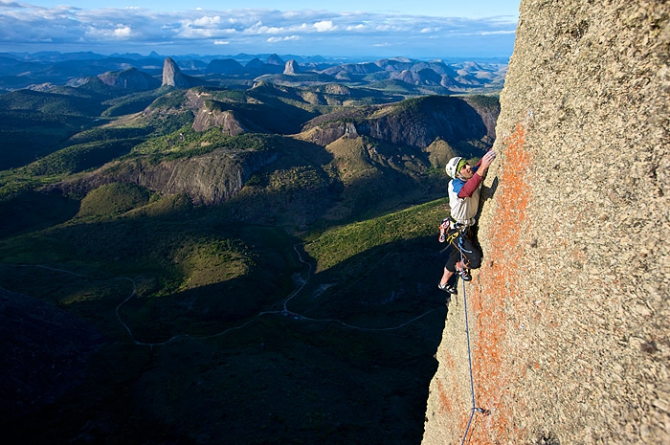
[444,230,482,272]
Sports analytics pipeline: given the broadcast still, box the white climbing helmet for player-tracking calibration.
[445,157,464,178]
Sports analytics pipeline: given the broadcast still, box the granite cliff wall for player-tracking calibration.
[422,1,669,444]
[47,149,278,206]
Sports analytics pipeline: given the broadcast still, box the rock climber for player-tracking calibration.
[438,150,497,294]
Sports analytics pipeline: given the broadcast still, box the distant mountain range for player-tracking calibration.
[0,51,507,93]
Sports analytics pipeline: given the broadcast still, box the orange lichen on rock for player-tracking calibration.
[435,350,470,433]
[436,379,453,415]
[465,122,531,443]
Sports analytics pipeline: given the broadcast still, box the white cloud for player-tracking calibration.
[243,22,287,35]
[267,35,300,43]
[193,15,221,26]
[113,25,132,38]
[313,20,336,32]
[0,6,517,58]
[479,30,516,35]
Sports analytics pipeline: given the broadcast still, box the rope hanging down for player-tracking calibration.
[457,234,489,445]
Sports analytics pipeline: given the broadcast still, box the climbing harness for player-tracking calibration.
[439,217,474,270]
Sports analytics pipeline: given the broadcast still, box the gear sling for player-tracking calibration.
[439,217,482,273]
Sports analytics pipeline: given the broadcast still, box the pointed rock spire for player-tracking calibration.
[283,59,301,75]
[162,57,190,88]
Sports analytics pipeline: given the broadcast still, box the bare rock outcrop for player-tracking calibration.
[284,59,300,75]
[47,149,279,206]
[301,96,498,150]
[422,1,670,444]
[162,57,192,88]
[192,109,248,135]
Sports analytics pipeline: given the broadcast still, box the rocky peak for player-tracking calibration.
[283,59,300,75]
[98,67,160,91]
[245,58,264,69]
[162,57,190,88]
[192,108,249,136]
[206,58,244,75]
[266,54,285,65]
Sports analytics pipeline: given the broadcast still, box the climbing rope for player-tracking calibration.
[457,233,488,445]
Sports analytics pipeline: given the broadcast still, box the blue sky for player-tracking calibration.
[0,1,520,59]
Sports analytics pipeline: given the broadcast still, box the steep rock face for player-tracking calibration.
[423,1,670,445]
[162,57,192,88]
[0,287,104,421]
[192,108,249,135]
[283,59,300,75]
[48,149,279,205]
[301,96,498,151]
[97,67,160,90]
[316,83,352,96]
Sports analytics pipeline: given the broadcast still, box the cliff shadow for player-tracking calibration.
[0,190,80,240]
[0,224,446,445]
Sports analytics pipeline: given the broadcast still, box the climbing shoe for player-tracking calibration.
[457,268,472,281]
[438,283,457,294]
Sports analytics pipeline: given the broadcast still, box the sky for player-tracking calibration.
[0,1,521,60]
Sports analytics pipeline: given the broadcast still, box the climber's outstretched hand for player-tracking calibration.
[477,150,497,174]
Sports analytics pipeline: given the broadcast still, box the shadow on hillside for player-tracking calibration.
[113,235,448,445]
[240,94,321,135]
[132,235,450,445]
[217,139,446,232]
[0,190,80,240]
[0,214,450,445]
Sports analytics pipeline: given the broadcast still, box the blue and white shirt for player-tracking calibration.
[447,164,484,226]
